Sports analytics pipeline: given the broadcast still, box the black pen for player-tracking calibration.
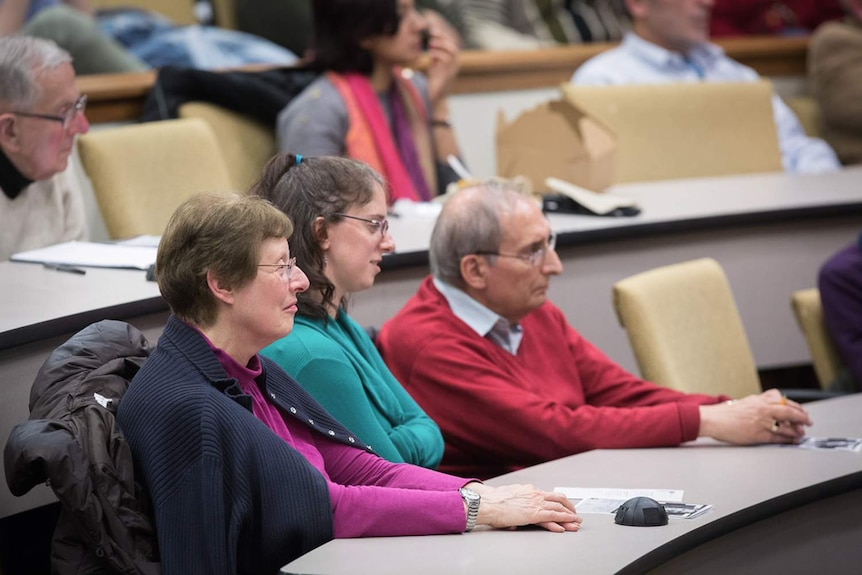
[43,263,87,275]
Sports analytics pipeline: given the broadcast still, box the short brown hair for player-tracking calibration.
[156,192,294,326]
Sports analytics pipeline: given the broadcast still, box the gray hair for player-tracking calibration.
[0,36,71,111]
[430,181,531,287]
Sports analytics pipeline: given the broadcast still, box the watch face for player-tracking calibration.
[460,487,480,502]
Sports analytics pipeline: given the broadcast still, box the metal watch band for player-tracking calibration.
[460,487,480,532]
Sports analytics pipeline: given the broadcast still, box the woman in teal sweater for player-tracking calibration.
[255,153,444,468]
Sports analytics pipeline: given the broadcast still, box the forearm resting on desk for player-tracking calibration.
[463,481,582,533]
[698,389,812,445]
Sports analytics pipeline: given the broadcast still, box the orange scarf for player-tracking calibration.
[328,69,437,202]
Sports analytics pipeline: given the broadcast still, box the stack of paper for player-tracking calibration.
[12,241,157,270]
[554,487,713,520]
[545,177,640,216]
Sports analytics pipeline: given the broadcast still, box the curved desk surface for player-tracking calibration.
[382,167,862,268]
[3,167,860,346]
[0,264,164,351]
[355,167,862,373]
[282,394,862,575]
[2,168,861,519]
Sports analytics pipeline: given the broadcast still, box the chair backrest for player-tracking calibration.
[210,0,237,29]
[612,258,762,398]
[91,0,197,25]
[791,288,844,389]
[77,118,233,239]
[561,80,783,183]
[785,96,821,138]
[178,102,277,192]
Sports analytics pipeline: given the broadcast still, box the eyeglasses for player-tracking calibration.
[474,232,557,267]
[257,257,297,280]
[12,94,87,130]
[333,213,390,237]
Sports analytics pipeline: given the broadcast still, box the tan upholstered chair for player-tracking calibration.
[179,102,277,192]
[210,0,237,28]
[612,258,761,399]
[561,81,783,183]
[91,0,197,25]
[791,288,844,389]
[77,118,233,239]
[785,96,821,138]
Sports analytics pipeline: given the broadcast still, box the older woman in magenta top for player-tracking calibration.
[120,190,583,571]
[258,154,443,468]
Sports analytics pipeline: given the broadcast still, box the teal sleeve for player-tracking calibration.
[365,347,445,469]
[263,325,443,468]
[263,333,404,463]
[344,315,444,469]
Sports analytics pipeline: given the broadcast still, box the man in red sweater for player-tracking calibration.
[377,183,812,479]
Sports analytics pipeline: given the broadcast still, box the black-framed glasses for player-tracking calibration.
[12,94,87,130]
[257,256,297,280]
[474,232,557,267]
[333,213,390,237]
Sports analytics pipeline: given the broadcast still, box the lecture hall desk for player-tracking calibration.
[282,393,862,575]
[2,167,862,522]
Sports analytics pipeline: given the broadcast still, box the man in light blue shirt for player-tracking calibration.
[571,0,840,174]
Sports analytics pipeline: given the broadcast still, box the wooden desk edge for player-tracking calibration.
[78,36,809,124]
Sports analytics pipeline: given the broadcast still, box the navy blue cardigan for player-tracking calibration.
[118,316,370,575]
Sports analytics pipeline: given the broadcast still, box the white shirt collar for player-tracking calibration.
[433,278,523,355]
[622,31,725,71]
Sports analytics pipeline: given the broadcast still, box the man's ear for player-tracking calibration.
[206,269,235,306]
[312,216,330,251]
[0,114,20,148]
[460,254,489,290]
[625,0,647,20]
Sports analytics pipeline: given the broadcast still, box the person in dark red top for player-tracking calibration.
[710,0,844,37]
[819,231,862,393]
[378,182,812,479]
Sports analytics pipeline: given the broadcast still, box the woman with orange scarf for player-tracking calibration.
[276,0,463,203]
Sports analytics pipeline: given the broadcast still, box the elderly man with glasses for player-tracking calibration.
[378,182,812,479]
[0,35,89,260]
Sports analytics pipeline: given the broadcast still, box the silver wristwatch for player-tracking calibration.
[459,487,481,532]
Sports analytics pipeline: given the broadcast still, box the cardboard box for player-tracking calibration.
[496,99,617,193]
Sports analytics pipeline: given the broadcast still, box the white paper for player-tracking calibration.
[11,241,157,270]
[662,502,713,519]
[545,177,639,215]
[117,235,161,248]
[795,437,862,452]
[390,199,442,219]
[574,498,627,514]
[572,497,712,519]
[554,487,685,502]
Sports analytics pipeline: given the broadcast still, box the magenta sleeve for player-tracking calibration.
[315,434,473,537]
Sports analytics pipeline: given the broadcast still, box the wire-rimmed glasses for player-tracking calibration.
[257,256,297,280]
[474,231,557,266]
[333,213,390,237]
[12,94,87,130]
